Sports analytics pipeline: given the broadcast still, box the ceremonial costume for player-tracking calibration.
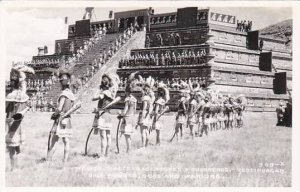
[120,95,137,135]
[6,65,34,151]
[153,83,170,131]
[276,105,285,126]
[200,97,211,136]
[138,76,155,147]
[217,103,226,125]
[176,96,188,125]
[187,98,198,126]
[51,88,75,138]
[92,73,119,133]
[91,72,119,156]
[224,102,234,122]
[6,64,34,170]
[142,94,154,126]
[6,90,28,149]
[138,76,155,129]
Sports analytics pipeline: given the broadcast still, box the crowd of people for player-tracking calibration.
[150,15,177,25]
[28,94,55,112]
[236,20,252,32]
[119,50,207,68]
[65,26,108,67]
[119,76,208,91]
[27,78,55,92]
[28,58,60,67]
[150,11,207,26]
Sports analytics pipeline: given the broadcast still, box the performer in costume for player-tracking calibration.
[209,100,218,131]
[195,91,205,137]
[217,95,226,130]
[118,73,138,153]
[224,96,235,130]
[138,76,155,148]
[276,100,285,126]
[92,72,119,157]
[187,92,198,139]
[170,83,189,142]
[6,64,34,171]
[200,95,211,137]
[152,82,170,145]
[235,94,246,128]
[47,68,75,162]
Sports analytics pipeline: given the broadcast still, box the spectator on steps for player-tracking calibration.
[103,23,107,35]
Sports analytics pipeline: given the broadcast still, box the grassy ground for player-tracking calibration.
[5,112,291,187]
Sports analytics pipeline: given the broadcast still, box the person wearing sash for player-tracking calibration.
[47,68,75,162]
[6,64,34,171]
[187,92,198,139]
[92,72,119,157]
[200,95,211,137]
[138,76,155,148]
[152,82,170,145]
[118,73,138,153]
[170,83,189,142]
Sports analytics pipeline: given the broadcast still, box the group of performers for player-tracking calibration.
[87,71,247,156]
[5,67,247,171]
[119,50,207,68]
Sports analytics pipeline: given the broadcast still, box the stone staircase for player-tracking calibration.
[44,33,122,103]
[76,31,146,113]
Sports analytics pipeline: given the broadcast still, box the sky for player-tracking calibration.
[1,6,292,79]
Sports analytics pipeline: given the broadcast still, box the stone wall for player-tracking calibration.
[211,29,247,47]
[212,47,260,67]
[212,70,273,86]
[261,37,291,53]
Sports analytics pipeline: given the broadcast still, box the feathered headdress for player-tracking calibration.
[58,67,72,78]
[125,71,139,92]
[11,63,35,82]
[128,71,139,83]
[157,81,170,103]
[195,90,205,99]
[102,72,120,99]
[179,80,189,91]
[236,94,247,104]
[145,76,155,88]
[7,64,34,102]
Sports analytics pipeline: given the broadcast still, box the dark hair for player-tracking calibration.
[125,84,132,93]
[10,79,19,90]
[157,87,165,97]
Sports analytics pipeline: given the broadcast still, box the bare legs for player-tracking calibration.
[124,135,131,153]
[47,135,70,162]
[170,124,183,142]
[100,130,111,156]
[62,137,70,162]
[200,124,209,137]
[140,126,149,148]
[8,147,19,171]
[189,125,195,139]
[156,129,161,145]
